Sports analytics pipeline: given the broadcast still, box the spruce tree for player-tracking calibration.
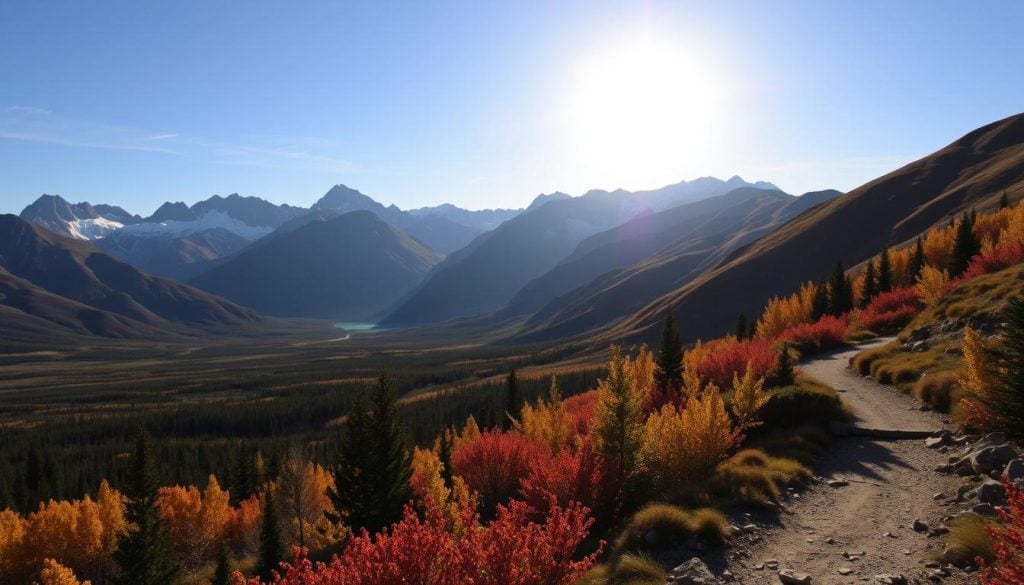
[877,248,893,293]
[114,427,178,585]
[774,343,795,387]
[811,282,830,321]
[654,307,684,392]
[735,313,748,340]
[504,369,522,430]
[908,237,926,283]
[257,489,284,582]
[948,211,981,277]
[828,260,854,315]
[989,296,1024,439]
[438,427,454,489]
[1000,191,1010,210]
[328,375,412,534]
[212,542,233,585]
[861,259,877,308]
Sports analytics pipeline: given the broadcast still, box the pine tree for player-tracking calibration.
[828,259,854,315]
[257,489,284,582]
[861,259,877,308]
[654,307,684,392]
[114,427,179,585]
[438,427,454,489]
[504,369,522,431]
[592,348,644,499]
[877,248,893,293]
[811,282,830,320]
[735,313,748,340]
[212,542,233,585]
[328,375,412,534]
[773,343,796,387]
[948,211,981,277]
[908,237,926,283]
[989,296,1024,439]
[1001,191,1010,210]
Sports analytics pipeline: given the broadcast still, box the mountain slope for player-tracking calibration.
[191,210,441,320]
[607,112,1024,345]
[0,215,263,339]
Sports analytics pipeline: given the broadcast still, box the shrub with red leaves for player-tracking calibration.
[235,500,601,585]
[858,286,923,332]
[963,242,1024,281]
[452,429,551,514]
[698,337,779,389]
[980,477,1024,584]
[562,390,598,439]
[780,315,849,352]
[518,438,618,525]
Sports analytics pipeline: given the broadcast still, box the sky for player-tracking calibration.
[1,1,1023,216]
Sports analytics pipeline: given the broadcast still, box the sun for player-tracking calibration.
[561,38,725,189]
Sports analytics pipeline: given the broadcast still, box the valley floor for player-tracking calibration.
[725,341,976,584]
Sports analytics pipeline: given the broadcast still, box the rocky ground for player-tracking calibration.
[666,340,1021,585]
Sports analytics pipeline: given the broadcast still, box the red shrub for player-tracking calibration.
[518,439,617,524]
[562,391,598,438]
[981,477,1024,584]
[453,429,550,513]
[698,337,779,389]
[859,286,922,332]
[963,242,1024,281]
[237,500,600,585]
[780,315,849,352]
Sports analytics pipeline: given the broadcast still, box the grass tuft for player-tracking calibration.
[913,370,960,413]
[613,504,728,554]
[942,513,995,567]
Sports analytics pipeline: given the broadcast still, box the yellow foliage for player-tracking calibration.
[922,224,956,269]
[916,265,950,306]
[158,475,232,575]
[592,346,646,482]
[411,445,474,533]
[756,283,816,338]
[453,415,481,451]
[35,558,91,585]
[274,455,340,550]
[729,362,770,428]
[515,376,572,452]
[0,508,27,580]
[998,202,1024,248]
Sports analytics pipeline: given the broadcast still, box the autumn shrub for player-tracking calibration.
[858,286,922,332]
[695,337,779,389]
[518,439,617,524]
[943,513,995,568]
[750,425,830,465]
[707,448,811,506]
[612,504,727,554]
[873,363,919,386]
[239,500,601,585]
[780,315,849,353]
[851,343,897,376]
[36,558,91,585]
[452,429,551,515]
[913,371,960,413]
[964,242,1024,281]
[981,478,1024,584]
[755,377,845,430]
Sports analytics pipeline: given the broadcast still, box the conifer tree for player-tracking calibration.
[773,343,796,387]
[828,259,854,315]
[1001,191,1010,210]
[212,542,233,585]
[861,259,877,307]
[989,296,1024,439]
[438,426,454,489]
[114,427,178,585]
[948,211,981,277]
[504,369,522,431]
[328,375,412,534]
[654,308,684,392]
[257,489,284,582]
[877,248,893,293]
[908,237,926,283]
[811,283,830,320]
[735,313,748,340]
[592,348,644,497]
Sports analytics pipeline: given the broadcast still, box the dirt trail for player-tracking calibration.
[724,340,974,584]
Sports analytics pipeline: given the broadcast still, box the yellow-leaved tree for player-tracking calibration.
[35,558,91,585]
[916,265,950,306]
[515,376,572,452]
[957,326,996,430]
[730,362,770,429]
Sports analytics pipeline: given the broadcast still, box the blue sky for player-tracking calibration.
[1,1,1022,216]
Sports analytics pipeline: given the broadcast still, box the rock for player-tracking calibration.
[1006,458,1024,482]
[765,560,779,570]
[721,569,735,582]
[934,464,953,474]
[970,444,1017,474]
[957,484,975,500]
[974,433,1007,449]
[954,459,976,476]
[778,570,812,584]
[828,479,849,488]
[932,492,946,500]
[838,567,854,575]
[874,575,908,585]
[925,561,940,569]
[929,525,950,537]
[913,519,930,533]
[925,436,950,449]
[972,503,997,516]
[978,479,1008,505]
[668,558,719,584]
[752,562,765,571]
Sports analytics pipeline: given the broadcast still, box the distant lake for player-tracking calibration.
[334,322,377,332]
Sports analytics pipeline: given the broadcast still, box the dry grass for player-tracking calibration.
[613,504,728,554]
[942,514,995,567]
[707,447,813,506]
[851,341,960,393]
[904,263,1024,335]
[574,553,666,585]
[913,370,961,413]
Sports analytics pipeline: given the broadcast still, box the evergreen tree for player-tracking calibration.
[908,237,926,283]
[747,319,757,340]
[811,282,830,320]
[328,374,412,534]
[592,348,644,498]
[654,308,684,392]
[1001,191,1010,210]
[438,427,454,489]
[877,248,893,293]
[989,296,1024,439]
[861,259,877,308]
[828,259,854,315]
[212,542,233,585]
[257,489,284,582]
[773,343,796,387]
[25,447,43,503]
[735,313,748,340]
[504,369,522,430]
[114,427,179,585]
[948,211,981,277]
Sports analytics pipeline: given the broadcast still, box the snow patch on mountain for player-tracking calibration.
[119,210,273,240]
[66,217,125,240]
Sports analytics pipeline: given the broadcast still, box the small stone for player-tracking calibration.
[932,492,945,500]
[978,479,1008,505]
[913,519,929,533]
[1006,458,1024,482]
[874,575,908,585]
[828,479,849,488]
[972,502,996,516]
[753,563,765,571]
[721,569,735,582]
[778,569,812,585]
[838,567,854,575]
[826,536,835,544]
[902,549,912,555]
[668,558,717,584]
[924,561,940,568]
[883,531,898,538]
[765,560,779,570]
[741,523,758,534]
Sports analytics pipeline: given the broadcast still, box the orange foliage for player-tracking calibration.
[756,282,816,338]
[158,475,232,575]
[36,558,91,585]
[514,376,573,452]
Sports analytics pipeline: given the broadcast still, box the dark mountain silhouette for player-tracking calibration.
[191,210,441,320]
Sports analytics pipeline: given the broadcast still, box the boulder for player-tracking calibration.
[978,479,1007,506]
[913,518,930,533]
[970,444,1018,475]
[669,558,719,585]
[1006,458,1024,482]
